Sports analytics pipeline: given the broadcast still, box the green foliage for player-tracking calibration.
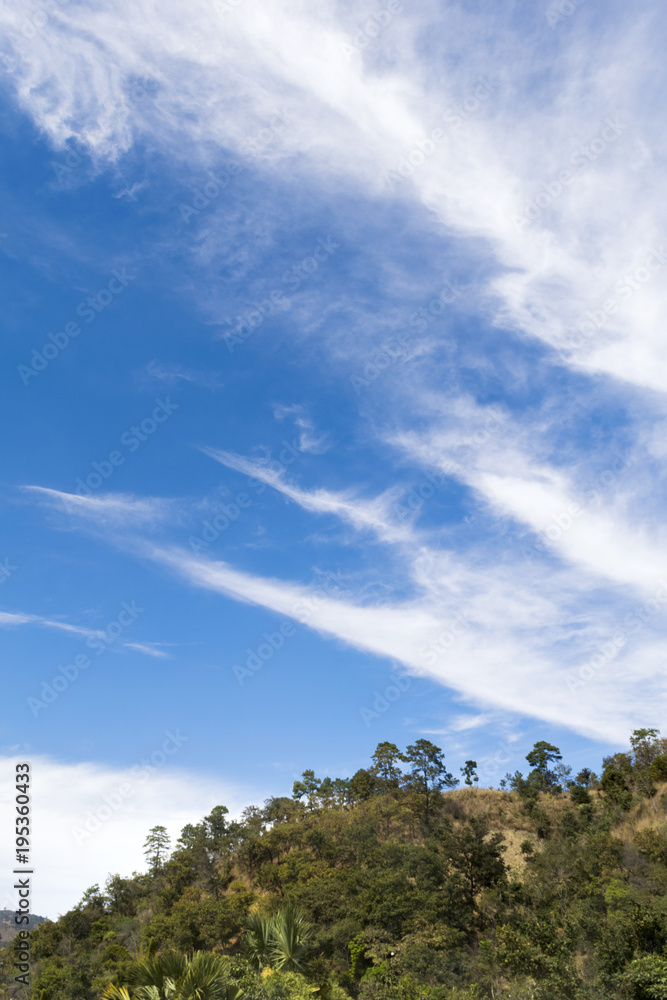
[526,741,563,774]
[634,828,667,865]
[600,763,633,810]
[245,907,313,972]
[524,742,566,794]
[5,730,667,1000]
[371,742,407,786]
[402,740,458,820]
[625,955,667,999]
[570,784,592,805]
[144,826,171,875]
[440,817,506,910]
[460,761,478,788]
[292,771,322,808]
[103,951,241,999]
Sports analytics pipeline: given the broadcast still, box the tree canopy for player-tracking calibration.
[7,730,667,1000]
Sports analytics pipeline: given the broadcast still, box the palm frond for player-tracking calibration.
[101,986,132,1000]
[245,912,275,970]
[269,905,313,972]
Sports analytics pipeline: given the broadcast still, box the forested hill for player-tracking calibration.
[3,731,667,1000]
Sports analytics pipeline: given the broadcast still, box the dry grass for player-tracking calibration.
[447,781,667,858]
[610,781,667,844]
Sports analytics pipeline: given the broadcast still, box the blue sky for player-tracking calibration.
[2,0,667,917]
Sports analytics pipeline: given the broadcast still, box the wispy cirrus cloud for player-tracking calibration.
[2,0,665,395]
[5,0,667,758]
[200,445,413,544]
[273,403,331,454]
[0,606,167,657]
[23,486,176,528]
[141,542,666,744]
[145,360,223,389]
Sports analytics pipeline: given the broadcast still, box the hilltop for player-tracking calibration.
[2,731,667,1000]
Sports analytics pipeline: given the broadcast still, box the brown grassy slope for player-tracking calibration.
[444,782,667,876]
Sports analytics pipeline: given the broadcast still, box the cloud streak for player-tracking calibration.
[201,445,414,544]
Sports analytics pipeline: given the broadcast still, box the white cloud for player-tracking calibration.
[393,409,667,597]
[3,0,666,395]
[272,404,330,454]
[6,0,667,749]
[0,754,257,919]
[144,543,667,744]
[201,445,413,543]
[145,360,223,388]
[23,486,174,528]
[0,607,167,658]
[21,475,667,745]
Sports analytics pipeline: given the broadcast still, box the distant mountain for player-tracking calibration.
[0,910,48,944]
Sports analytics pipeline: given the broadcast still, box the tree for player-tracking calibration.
[102,951,242,999]
[331,776,351,805]
[524,741,564,793]
[403,739,458,820]
[371,742,407,786]
[569,784,591,805]
[575,767,598,788]
[624,954,667,1000]
[460,760,478,788]
[269,905,313,972]
[144,825,171,874]
[600,763,633,810]
[245,912,274,970]
[204,805,230,847]
[105,873,138,916]
[292,770,321,808]
[526,741,561,773]
[245,905,313,973]
[348,768,380,801]
[630,728,667,812]
[441,817,507,909]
